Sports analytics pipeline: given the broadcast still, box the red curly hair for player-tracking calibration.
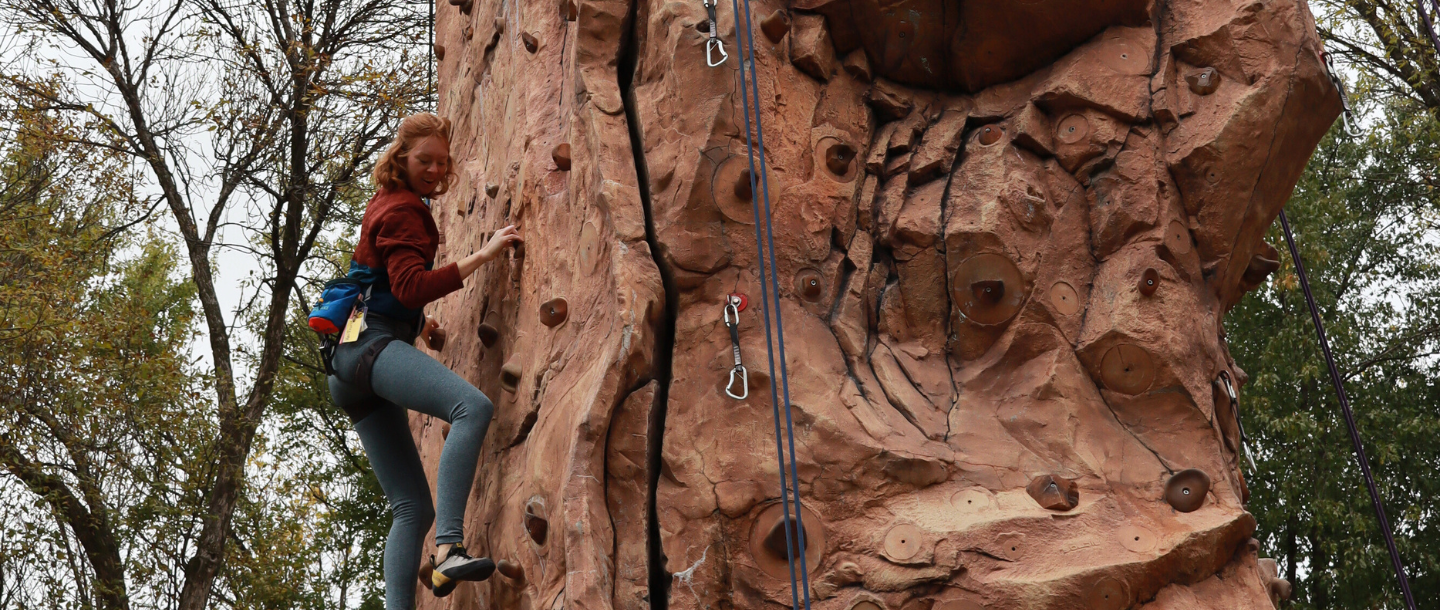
[372,113,456,196]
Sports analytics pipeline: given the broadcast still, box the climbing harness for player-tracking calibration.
[1277,210,1418,610]
[1322,53,1364,138]
[703,0,727,67]
[728,0,812,606]
[724,295,749,400]
[1216,371,1256,471]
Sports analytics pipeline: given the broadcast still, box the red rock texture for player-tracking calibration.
[417,0,1338,607]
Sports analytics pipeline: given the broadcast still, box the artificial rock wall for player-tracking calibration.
[416,0,1339,608]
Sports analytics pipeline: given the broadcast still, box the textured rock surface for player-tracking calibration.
[418,0,1338,607]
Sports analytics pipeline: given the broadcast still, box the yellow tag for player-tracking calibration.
[339,307,367,344]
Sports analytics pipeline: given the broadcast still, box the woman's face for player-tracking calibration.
[404,135,450,196]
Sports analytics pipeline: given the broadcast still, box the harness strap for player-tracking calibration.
[354,336,397,397]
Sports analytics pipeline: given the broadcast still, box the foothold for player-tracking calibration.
[933,602,985,610]
[486,183,500,198]
[464,25,473,39]
[795,269,824,302]
[1163,220,1192,255]
[882,523,923,561]
[434,44,445,61]
[851,602,883,610]
[1025,474,1079,511]
[441,423,451,440]
[1140,268,1159,296]
[1050,282,1080,315]
[494,16,505,33]
[734,168,753,201]
[1164,469,1212,513]
[977,125,1003,146]
[823,140,856,179]
[552,143,571,171]
[1056,114,1089,144]
[950,489,993,514]
[1099,343,1155,394]
[540,297,569,327]
[560,0,577,21]
[761,515,807,558]
[522,32,538,53]
[458,0,473,14]
[843,48,871,81]
[477,322,500,347]
[1118,524,1156,553]
[760,10,789,44]
[577,221,601,274]
[497,559,525,582]
[1186,67,1220,95]
[749,503,825,579]
[953,253,1027,326]
[711,157,757,225]
[1242,253,1281,286]
[500,354,522,393]
[524,499,549,544]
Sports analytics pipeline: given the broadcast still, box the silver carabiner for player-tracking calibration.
[726,365,749,400]
[707,37,728,67]
[1323,53,1364,138]
[1217,370,1257,471]
[724,298,740,327]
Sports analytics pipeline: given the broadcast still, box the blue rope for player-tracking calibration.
[725,1,813,607]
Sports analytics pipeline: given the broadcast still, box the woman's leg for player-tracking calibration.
[366,339,495,546]
[330,376,434,610]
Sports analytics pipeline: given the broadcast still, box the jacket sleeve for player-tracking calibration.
[373,207,464,309]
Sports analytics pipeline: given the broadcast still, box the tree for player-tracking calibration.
[1230,95,1440,608]
[1315,0,1440,109]
[0,0,429,607]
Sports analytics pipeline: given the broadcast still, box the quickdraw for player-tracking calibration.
[1322,52,1364,138]
[724,295,748,400]
[1217,371,1256,471]
[703,0,728,67]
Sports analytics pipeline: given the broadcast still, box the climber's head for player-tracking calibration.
[374,113,455,197]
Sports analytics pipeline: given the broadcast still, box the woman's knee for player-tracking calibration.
[392,495,436,529]
[451,389,494,425]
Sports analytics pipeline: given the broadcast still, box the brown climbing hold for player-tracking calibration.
[953,253,1027,326]
[540,297,569,327]
[1163,219,1192,255]
[1050,282,1080,315]
[852,602,883,610]
[441,423,451,440]
[418,560,434,588]
[501,354,522,393]
[1140,268,1159,296]
[1056,114,1089,144]
[524,499,548,545]
[464,25,473,40]
[477,322,499,347]
[734,168,753,202]
[760,10,789,44]
[1164,469,1212,513]
[434,44,445,61]
[824,140,856,178]
[795,269,823,301]
[978,125,1003,146]
[1242,253,1281,286]
[458,0,473,14]
[497,559,525,582]
[1025,474,1079,511]
[843,48,871,81]
[552,142,571,171]
[522,32,538,53]
[1100,343,1155,394]
[485,183,499,198]
[1186,67,1220,95]
[761,515,807,558]
[882,523,923,561]
[560,0,577,21]
[749,502,825,579]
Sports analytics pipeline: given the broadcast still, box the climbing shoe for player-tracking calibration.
[429,545,496,597]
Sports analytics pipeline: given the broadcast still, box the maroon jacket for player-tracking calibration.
[352,187,464,310]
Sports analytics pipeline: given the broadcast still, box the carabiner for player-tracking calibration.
[726,365,749,400]
[1217,370,1257,471]
[702,0,726,67]
[1323,53,1364,138]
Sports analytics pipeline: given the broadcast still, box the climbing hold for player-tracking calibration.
[761,515,807,558]
[540,297,569,327]
[1140,268,1159,296]
[953,253,1027,326]
[1025,474,1079,511]
[823,139,857,180]
[1164,469,1211,513]
[464,25,473,39]
[434,44,445,61]
[1186,67,1220,95]
[1243,252,1281,286]
[477,322,499,347]
[1056,114,1089,144]
[417,561,434,588]
[560,0,577,21]
[1049,281,1080,315]
[760,10,789,44]
[933,602,984,610]
[497,559,525,582]
[843,48,871,81]
[524,499,548,545]
[977,125,1003,146]
[851,602,883,610]
[1099,343,1155,394]
[734,168,753,201]
[552,143,571,171]
[795,269,824,302]
[578,221,601,274]
[458,0,473,14]
[1084,576,1130,610]
[441,423,451,440]
[882,523,923,561]
[695,19,709,33]
[748,502,825,579]
[501,354,522,393]
[1118,524,1156,553]
[711,157,757,224]
[521,32,538,53]
[950,488,993,514]
[486,183,499,198]
[1163,219,1192,255]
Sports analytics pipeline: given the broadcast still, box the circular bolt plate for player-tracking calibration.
[540,297,569,327]
[1101,40,1148,73]
[1050,281,1080,315]
[882,523,923,561]
[1100,343,1155,394]
[712,156,757,225]
[578,221,601,274]
[795,269,824,302]
[1057,114,1089,144]
[1164,220,1192,255]
[953,253,1027,326]
[1165,468,1212,513]
[950,488,993,514]
[1118,525,1156,553]
[1084,577,1130,610]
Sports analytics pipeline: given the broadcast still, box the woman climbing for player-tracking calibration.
[327,112,522,607]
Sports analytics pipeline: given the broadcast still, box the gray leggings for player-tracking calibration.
[327,315,494,610]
